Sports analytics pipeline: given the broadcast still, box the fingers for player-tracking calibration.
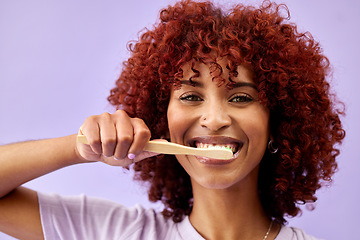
[78,110,153,166]
[98,113,117,157]
[79,116,102,155]
[125,118,151,158]
[112,110,134,159]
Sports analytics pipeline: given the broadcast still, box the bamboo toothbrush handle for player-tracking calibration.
[76,134,233,160]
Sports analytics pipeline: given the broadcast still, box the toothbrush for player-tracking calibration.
[76,134,233,160]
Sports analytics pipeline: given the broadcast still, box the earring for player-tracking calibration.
[268,139,278,154]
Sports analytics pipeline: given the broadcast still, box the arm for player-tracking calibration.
[0,110,156,239]
[0,135,82,198]
[0,135,82,239]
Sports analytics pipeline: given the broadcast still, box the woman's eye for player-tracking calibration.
[229,94,253,103]
[179,94,203,102]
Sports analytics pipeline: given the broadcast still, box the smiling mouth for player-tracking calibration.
[189,137,243,156]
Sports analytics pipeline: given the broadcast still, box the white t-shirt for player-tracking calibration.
[38,192,321,240]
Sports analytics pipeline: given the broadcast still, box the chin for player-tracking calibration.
[191,167,260,192]
[192,174,244,190]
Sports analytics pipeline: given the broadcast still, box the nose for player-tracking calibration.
[199,103,232,132]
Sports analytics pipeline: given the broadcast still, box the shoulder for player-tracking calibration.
[276,225,323,240]
[37,192,183,240]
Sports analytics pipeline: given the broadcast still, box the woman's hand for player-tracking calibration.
[76,110,159,167]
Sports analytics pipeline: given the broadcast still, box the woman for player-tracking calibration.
[0,0,345,239]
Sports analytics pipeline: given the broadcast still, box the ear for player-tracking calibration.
[269,134,277,145]
[268,123,275,142]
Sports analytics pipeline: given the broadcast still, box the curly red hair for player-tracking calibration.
[108,0,345,224]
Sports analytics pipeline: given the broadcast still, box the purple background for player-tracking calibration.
[1,0,359,239]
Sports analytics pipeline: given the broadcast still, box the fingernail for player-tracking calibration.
[113,156,121,161]
[127,153,136,160]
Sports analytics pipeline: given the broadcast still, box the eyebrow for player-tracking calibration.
[180,80,257,90]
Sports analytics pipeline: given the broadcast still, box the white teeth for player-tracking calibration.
[195,143,237,153]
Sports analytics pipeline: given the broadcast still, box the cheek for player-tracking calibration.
[167,99,189,143]
[245,108,270,151]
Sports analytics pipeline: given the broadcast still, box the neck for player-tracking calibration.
[189,171,272,240]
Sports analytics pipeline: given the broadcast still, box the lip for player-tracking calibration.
[195,156,237,165]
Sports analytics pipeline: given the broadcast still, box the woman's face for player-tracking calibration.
[167,58,270,190]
